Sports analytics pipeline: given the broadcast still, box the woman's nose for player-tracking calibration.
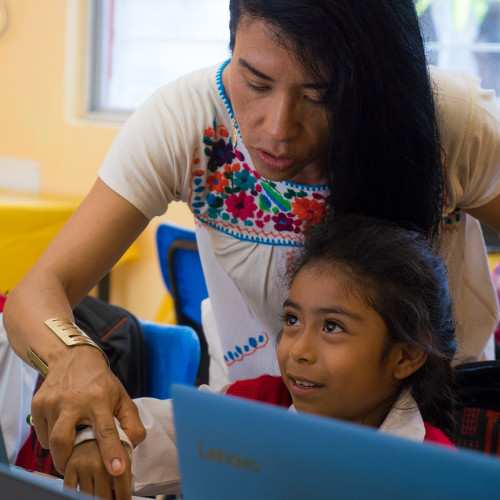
[262,94,300,142]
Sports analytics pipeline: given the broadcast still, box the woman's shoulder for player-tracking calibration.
[430,65,500,210]
[143,61,228,118]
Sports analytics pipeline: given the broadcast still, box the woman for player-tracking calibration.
[4,0,500,485]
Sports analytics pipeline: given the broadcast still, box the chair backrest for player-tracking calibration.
[452,360,500,456]
[139,319,200,399]
[156,222,208,327]
[156,222,210,384]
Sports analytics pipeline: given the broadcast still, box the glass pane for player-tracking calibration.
[417,0,500,95]
[98,0,230,111]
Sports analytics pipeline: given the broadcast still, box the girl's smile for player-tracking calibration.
[288,375,324,398]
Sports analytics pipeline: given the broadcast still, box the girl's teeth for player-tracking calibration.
[296,380,317,388]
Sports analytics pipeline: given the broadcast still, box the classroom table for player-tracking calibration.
[0,189,138,300]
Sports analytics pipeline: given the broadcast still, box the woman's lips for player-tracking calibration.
[257,150,295,170]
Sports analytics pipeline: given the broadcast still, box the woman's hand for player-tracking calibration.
[31,345,145,476]
[64,439,132,500]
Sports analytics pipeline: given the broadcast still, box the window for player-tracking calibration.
[88,0,500,117]
[90,0,230,114]
[416,0,500,96]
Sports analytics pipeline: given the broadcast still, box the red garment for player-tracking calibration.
[226,374,454,447]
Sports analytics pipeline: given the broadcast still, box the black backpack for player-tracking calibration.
[73,295,148,398]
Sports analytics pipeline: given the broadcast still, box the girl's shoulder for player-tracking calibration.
[225,375,292,408]
[423,422,455,448]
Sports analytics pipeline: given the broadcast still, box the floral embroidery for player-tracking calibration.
[292,197,327,224]
[272,212,299,233]
[207,171,228,193]
[441,209,461,233]
[226,191,258,221]
[207,138,235,170]
[190,118,328,246]
[224,332,270,366]
[190,65,329,246]
[233,169,257,191]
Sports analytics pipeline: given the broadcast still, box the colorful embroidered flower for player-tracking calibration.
[210,139,236,167]
[206,193,223,208]
[233,169,257,192]
[226,191,257,221]
[292,197,326,224]
[272,212,295,232]
[193,115,330,244]
[207,171,229,193]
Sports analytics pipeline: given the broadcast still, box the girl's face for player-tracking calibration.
[222,18,330,186]
[277,265,404,428]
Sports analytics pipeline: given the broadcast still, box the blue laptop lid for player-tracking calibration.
[172,384,500,500]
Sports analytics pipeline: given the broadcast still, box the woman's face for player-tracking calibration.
[223,18,330,185]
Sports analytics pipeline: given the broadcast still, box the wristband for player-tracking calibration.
[26,318,110,377]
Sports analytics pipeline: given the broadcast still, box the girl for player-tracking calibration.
[64,215,457,499]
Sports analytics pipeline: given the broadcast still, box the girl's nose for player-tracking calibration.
[262,94,300,143]
[289,329,316,363]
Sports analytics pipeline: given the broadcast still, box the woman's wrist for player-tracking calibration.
[27,318,109,377]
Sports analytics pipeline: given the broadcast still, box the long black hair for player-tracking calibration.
[229,0,443,244]
[290,214,456,435]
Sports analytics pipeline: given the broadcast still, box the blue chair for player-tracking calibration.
[156,222,209,384]
[139,319,200,399]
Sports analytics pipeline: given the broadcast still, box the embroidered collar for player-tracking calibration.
[190,61,329,247]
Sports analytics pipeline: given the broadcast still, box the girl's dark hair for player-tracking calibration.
[229,0,443,244]
[291,214,456,435]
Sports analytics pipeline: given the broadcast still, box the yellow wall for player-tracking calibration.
[0,0,193,319]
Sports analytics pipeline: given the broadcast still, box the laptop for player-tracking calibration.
[0,422,88,500]
[172,384,500,500]
[0,420,148,500]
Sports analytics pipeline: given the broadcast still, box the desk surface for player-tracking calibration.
[0,190,138,293]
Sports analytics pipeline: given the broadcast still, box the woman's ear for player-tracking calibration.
[392,344,428,380]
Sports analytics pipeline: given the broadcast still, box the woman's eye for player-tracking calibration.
[244,81,269,93]
[324,320,342,333]
[304,91,326,105]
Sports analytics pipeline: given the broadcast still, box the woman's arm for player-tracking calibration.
[3,178,149,477]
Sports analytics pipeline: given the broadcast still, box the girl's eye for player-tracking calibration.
[324,320,343,334]
[244,81,269,93]
[282,312,299,326]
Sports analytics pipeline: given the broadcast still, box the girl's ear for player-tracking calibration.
[392,344,428,380]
